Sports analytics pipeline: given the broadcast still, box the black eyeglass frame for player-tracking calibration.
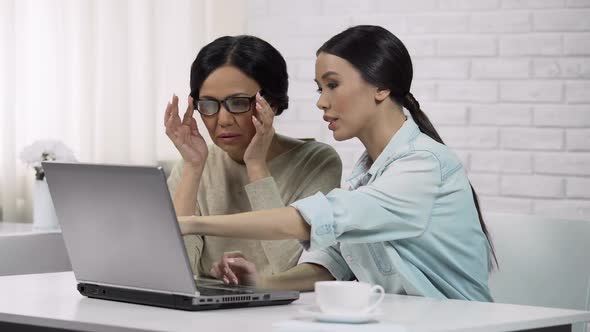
[193,92,260,116]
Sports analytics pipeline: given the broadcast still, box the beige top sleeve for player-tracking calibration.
[167,161,204,275]
[246,145,343,274]
[244,177,293,274]
[244,177,284,210]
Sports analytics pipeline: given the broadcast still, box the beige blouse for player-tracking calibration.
[167,138,342,278]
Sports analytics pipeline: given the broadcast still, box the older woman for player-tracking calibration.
[164,35,342,279]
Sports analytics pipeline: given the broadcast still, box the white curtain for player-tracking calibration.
[0,0,246,222]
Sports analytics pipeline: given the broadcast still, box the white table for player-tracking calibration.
[0,272,589,332]
[0,222,71,276]
[0,221,39,234]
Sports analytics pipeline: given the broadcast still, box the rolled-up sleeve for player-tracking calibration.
[291,151,441,251]
[298,245,355,281]
[290,192,336,250]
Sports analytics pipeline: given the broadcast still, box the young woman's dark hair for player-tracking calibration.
[189,35,289,115]
[317,25,497,269]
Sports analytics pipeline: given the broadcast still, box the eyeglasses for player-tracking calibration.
[194,93,257,116]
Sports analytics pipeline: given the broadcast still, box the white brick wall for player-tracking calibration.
[533,58,590,78]
[438,82,498,102]
[564,33,590,55]
[533,10,590,31]
[471,151,533,173]
[246,0,590,219]
[470,104,532,126]
[567,177,590,198]
[500,81,563,102]
[472,59,530,79]
[499,34,562,56]
[501,175,564,197]
[567,129,590,150]
[502,0,564,9]
[470,11,530,33]
[438,36,497,56]
[500,128,564,150]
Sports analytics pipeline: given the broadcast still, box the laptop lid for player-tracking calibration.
[43,162,198,297]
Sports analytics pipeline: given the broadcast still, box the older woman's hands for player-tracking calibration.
[243,92,275,182]
[210,251,260,286]
[164,95,208,175]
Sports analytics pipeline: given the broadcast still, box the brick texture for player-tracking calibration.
[247,0,590,218]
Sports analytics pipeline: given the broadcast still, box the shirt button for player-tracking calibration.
[346,255,353,263]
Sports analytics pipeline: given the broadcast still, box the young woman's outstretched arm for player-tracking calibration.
[179,207,310,240]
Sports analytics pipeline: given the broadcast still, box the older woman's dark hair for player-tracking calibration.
[318,25,497,269]
[190,35,289,115]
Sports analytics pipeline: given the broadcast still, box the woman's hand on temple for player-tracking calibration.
[164,94,208,174]
[243,92,275,181]
[210,251,259,286]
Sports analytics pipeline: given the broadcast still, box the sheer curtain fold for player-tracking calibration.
[0,0,17,222]
[0,0,232,222]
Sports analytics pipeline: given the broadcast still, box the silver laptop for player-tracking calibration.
[42,161,299,310]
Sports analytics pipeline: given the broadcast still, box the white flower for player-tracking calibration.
[20,140,77,180]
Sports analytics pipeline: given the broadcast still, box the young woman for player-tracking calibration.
[178,26,495,301]
[164,35,342,279]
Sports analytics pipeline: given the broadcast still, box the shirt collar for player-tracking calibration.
[346,116,421,186]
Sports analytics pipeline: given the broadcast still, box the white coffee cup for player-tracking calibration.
[315,281,385,315]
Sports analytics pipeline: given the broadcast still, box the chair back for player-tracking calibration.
[486,213,590,332]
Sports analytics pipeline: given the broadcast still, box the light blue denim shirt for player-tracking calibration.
[291,117,493,302]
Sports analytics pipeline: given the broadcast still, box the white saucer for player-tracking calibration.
[299,306,381,324]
